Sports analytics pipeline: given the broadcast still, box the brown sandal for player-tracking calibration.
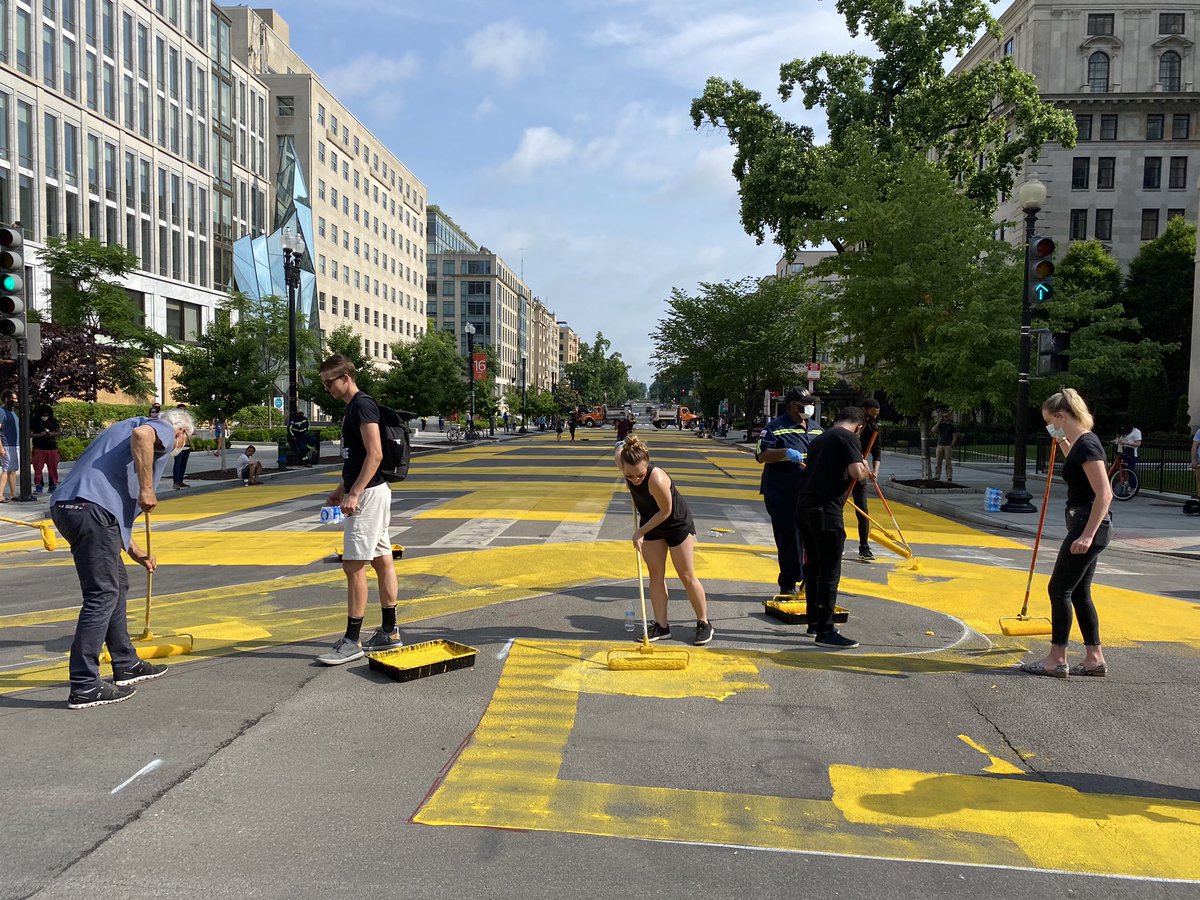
[1017,661,1069,678]
[1069,662,1107,677]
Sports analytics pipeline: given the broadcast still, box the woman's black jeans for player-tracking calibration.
[1047,505,1111,646]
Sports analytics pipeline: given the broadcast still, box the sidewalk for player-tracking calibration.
[714,434,1200,560]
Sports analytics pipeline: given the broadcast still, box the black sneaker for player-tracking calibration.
[112,660,168,686]
[646,622,671,642]
[814,630,859,649]
[68,682,136,709]
[694,621,714,645]
[858,546,876,561]
[805,626,818,636]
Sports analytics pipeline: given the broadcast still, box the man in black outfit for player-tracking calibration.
[288,409,318,466]
[795,407,872,648]
[853,399,882,561]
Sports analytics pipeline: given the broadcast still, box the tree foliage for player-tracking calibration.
[690,0,1076,254]
[300,324,380,422]
[223,291,319,391]
[0,323,153,403]
[378,330,464,416]
[652,275,831,421]
[170,313,276,423]
[563,332,633,407]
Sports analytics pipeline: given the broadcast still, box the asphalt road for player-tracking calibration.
[1,427,1197,899]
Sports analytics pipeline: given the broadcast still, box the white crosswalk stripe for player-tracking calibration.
[431,518,517,548]
[546,521,604,543]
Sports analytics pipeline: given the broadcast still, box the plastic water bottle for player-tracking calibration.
[624,601,636,632]
[320,505,344,525]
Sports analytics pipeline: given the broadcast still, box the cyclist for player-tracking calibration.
[1115,421,1142,474]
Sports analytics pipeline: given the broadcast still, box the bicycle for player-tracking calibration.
[445,424,463,443]
[1108,444,1140,501]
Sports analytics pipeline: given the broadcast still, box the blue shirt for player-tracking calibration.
[756,413,823,498]
[52,417,177,550]
[0,406,17,446]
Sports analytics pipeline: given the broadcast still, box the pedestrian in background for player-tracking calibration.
[933,410,958,482]
[795,407,872,648]
[171,404,192,489]
[315,354,402,665]
[556,418,564,442]
[51,406,194,708]
[237,445,264,485]
[755,388,822,600]
[1192,425,1200,497]
[1020,388,1112,679]
[1115,421,1142,474]
[569,414,578,442]
[615,435,713,645]
[0,391,21,502]
[31,403,61,496]
[212,416,225,457]
[853,399,882,561]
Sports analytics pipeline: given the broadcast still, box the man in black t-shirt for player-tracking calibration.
[795,407,873,648]
[853,399,882,561]
[315,354,402,666]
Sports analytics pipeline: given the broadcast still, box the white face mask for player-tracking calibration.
[1045,423,1066,440]
[803,405,815,418]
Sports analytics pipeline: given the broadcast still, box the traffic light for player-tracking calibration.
[1029,235,1055,305]
[0,227,25,338]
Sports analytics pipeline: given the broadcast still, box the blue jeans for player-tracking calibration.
[172,447,191,484]
[51,501,140,689]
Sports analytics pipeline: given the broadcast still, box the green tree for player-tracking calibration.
[816,150,1021,476]
[564,332,632,407]
[1122,216,1195,430]
[690,0,1075,254]
[300,324,380,422]
[224,291,319,399]
[171,315,275,425]
[39,236,163,400]
[378,330,464,416]
[652,275,830,423]
[1042,240,1171,432]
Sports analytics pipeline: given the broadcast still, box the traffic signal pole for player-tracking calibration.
[1001,205,1041,514]
[15,336,32,501]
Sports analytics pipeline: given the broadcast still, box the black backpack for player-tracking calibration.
[377,402,414,482]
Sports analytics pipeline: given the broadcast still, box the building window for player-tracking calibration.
[1172,113,1190,139]
[276,95,294,116]
[1147,114,1165,140]
[317,103,325,126]
[1160,51,1182,92]
[1160,13,1185,34]
[1071,157,1090,189]
[1075,115,1092,141]
[1094,209,1112,241]
[1169,156,1187,189]
[165,297,202,342]
[1141,208,1160,240]
[1097,156,1115,189]
[1168,207,1186,222]
[1087,13,1114,35]
[1069,209,1088,240]
[1144,157,1162,189]
[1003,37,1014,55]
[1088,52,1109,92]
[1099,114,1117,140]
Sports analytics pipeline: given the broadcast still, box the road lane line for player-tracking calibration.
[110,758,162,794]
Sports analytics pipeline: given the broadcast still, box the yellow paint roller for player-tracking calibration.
[869,527,912,560]
[0,515,58,551]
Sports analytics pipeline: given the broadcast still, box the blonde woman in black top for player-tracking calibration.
[1019,388,1113,678]
[615,435,713,645]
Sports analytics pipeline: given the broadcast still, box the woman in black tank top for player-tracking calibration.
[615,436,713,646]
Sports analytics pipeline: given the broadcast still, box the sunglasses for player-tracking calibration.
[320,373,345,388]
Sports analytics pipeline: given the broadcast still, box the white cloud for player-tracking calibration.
[463,21,550,85]
[474,97,499,118]
[323,52,421,121]
[501,127,575,179]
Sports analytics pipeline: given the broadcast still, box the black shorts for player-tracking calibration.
[643,523,696,547]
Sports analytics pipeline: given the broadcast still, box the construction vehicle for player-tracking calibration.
[575,405,624,427]
[652,406,699,429]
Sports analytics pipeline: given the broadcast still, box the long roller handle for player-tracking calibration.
[141,513,154,639]
[1019,441,1058,618]
[632,501,651,650]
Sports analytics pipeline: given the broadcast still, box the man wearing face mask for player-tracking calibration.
[853,399,883,561]
[756,387,822,600]
[51,406,195,709]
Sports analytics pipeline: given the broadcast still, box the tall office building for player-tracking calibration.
[223,7,429,362]
[426,205,533,396]
[954,0,1199,266]
[557,322,579,378]
[0,0,271,397]
[528,296,558,393]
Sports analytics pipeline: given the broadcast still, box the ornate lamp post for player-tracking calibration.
[281,227,306,425]
[1002,179,1046,514]
[519,356,528,434]
[464,322,476,427]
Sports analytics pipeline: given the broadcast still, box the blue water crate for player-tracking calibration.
[984,488,1003,512]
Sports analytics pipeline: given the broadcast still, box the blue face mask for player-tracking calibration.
[1045,423,1066,440]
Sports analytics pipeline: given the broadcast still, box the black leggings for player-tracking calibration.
[852,481,869,547]
[1047,506,1111,646]
[797,506,846,633]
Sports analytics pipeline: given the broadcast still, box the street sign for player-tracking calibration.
[806,362,822,381]
[273,396,284,410]
[472,352,487,382]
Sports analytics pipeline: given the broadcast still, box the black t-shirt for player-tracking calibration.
[341,392,385,491]
[31,414,59,451]
[936,422,957,446]
[796,426,862,511]
[1062,431,1106,506]
[859,420,881,462]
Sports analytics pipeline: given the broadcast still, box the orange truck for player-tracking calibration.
[652,406,699,429]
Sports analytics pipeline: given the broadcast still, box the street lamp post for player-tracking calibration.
[519,357,527,434]
[1002,179,1047,514]
[464,322,476,428]
[281,227,305,427]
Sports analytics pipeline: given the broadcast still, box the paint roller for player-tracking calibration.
[0,516,58,551]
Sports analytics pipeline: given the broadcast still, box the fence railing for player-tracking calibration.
[881,428,1197,496]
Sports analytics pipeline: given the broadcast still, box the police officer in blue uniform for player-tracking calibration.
[755,387,822,599]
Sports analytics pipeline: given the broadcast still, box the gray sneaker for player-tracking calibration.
[362,627,403,652]
[316,636,364,666]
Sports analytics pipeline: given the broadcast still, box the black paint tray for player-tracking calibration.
[366,640,478,682]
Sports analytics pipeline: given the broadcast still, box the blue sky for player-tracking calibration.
[279,0,1008,386]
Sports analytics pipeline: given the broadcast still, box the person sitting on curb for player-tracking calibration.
[237,445,264,485]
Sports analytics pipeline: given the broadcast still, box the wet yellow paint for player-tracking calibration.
[415,639,1199,880]
[957,734,1025,775]
[547,646,768,701]
[149,483,335,521]
[415,485,615,522]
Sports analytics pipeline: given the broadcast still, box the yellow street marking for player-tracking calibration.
[957,735,1025,775]
[148,483,336,521]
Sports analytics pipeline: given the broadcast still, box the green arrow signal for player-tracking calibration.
[1034,283,1052,302]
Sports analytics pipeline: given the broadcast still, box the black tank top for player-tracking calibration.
[626,464,692,532]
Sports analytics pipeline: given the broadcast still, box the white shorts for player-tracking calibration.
[341,482,392,561]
